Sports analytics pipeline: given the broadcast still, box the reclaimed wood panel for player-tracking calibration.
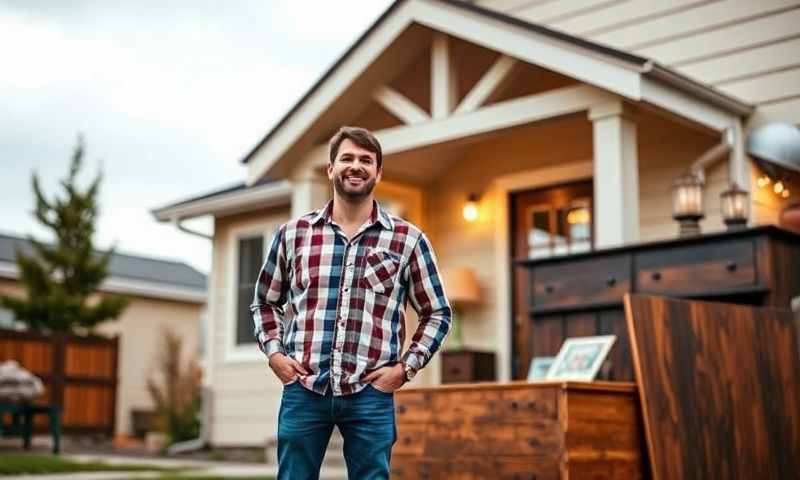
[393,381,645,479]
[624,294,800,479]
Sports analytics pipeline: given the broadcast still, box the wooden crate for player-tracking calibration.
[392,381,646,479]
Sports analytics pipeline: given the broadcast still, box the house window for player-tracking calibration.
[512,181,594,260]
[525,198,592,258]
[0,306,15,329]
[236,235,264,345]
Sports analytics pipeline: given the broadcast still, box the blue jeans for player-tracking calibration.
[277,381,397,480]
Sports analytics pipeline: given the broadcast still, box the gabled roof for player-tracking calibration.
[241,0,753,183]
[0,232,206,302]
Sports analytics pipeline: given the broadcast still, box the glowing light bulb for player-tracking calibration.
[774,181,784,194]
[463,203,478,222]
[782,189,790,198]
[757,175,771,188]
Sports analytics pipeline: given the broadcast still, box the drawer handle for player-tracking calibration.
[726,261,738,272]
[651,271,662,281]
[606,276,617,287]
[510,400,519,410]
[396,405,406,414]
[448,367,461,375]
[544,284,555,294]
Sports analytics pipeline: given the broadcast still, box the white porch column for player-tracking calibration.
[291,169,330,219]
[588,101,640,248]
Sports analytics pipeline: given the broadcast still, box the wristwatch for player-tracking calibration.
[403,362,416,382]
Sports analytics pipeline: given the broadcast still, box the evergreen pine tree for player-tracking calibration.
[0,135,129,334]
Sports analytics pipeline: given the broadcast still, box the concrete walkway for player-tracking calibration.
[9,453,348,480]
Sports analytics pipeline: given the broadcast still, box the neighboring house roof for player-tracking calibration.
[0,232,207,304]
[240,0,753,177]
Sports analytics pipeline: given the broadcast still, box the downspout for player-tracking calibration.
[173,217,213,240]
[689,123,746,187]
[167,216,213,455]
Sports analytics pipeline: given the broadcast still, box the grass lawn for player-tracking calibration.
[0,453,276,479]
[158,476,275,480]
[0,453,178,475]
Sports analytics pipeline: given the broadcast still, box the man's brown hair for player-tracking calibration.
[328,126,382,169]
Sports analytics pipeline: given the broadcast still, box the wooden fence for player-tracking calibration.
[0,328,118,435]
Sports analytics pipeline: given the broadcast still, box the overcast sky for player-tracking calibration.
[0,0,392,274]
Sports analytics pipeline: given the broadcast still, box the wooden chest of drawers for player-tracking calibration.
[517,226,800,382]
[391,381,646,480]
[441,350,496,383]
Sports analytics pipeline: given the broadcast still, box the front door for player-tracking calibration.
[509,180,593,379]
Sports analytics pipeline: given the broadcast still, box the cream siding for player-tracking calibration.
[208,206,290,446]
[477,0,800,126]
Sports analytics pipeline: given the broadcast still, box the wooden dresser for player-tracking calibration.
[516,226,800,381]
[391,381,646,480]
[440,350,496,383]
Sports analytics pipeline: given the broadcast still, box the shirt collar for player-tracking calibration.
[310,199,394,231]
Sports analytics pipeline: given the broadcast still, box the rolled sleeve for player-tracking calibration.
[401,233,452,373]
[250,225,289,358]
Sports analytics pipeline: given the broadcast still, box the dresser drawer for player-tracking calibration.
[635,239,756,296]
[393,424,426,456]
[441,351,496,383]
[395,391,435,424]
[531,255,631,310]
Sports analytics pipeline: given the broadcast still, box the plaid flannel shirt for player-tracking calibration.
[251,199,452,396]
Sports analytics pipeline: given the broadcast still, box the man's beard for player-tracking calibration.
[333,172,376,200]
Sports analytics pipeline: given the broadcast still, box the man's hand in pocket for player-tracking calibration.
[268,353,310,384]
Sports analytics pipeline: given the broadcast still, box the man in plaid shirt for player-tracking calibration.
[251,126,452,479]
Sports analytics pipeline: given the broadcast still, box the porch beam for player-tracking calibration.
[454,55,518,115]
[301,85,614,168]
[382,84,613,156]
[431,33,458,119]
[290,168,330,219]
[589,101,640,248]
[373,85,430,125]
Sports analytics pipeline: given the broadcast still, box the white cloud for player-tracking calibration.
[0,0,393,274]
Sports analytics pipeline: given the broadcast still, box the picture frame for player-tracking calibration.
[526,356,555,381]
[545,335,616,381]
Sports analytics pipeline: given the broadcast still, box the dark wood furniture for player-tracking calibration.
[440,350,496,383]
[0,402,62,453]
[515,225,800,381]
[624,294,800,479]
[391,381,646,479]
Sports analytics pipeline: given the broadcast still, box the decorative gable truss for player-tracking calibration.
[296,32,616,174]
[245,0,751,186]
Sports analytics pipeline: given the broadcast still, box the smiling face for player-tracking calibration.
[327,137,382,201]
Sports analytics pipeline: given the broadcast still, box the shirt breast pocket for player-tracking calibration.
[290,249,310,292]
[360,248,401,295]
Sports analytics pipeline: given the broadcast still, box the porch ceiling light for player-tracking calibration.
[672,172,705,237]
[720,183,749,231]
[463,194,479,222]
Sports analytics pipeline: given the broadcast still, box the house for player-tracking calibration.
[0,232,206,440]
[151,0,800,448]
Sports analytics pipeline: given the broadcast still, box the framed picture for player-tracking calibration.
[527,356,555,381]
[545,335,616,381]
